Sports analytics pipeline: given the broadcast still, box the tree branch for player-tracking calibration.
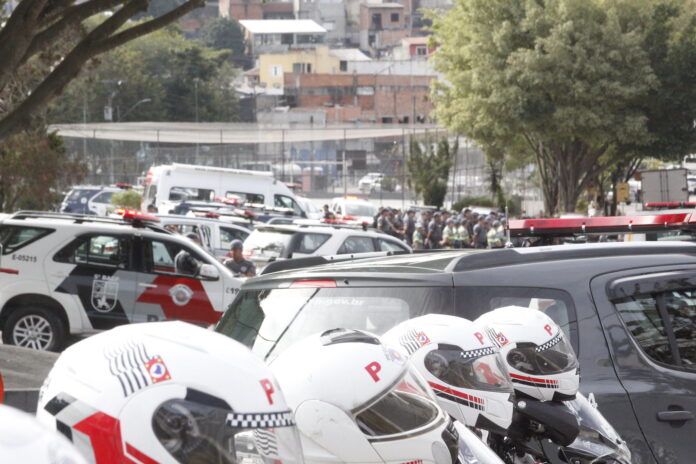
[0,0,204,139]
[20,0,129,67]
[93,0,205,53]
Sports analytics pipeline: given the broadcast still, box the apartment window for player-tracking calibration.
[371,13,382,30]
[270,65,283,78]
[415,46,427,56]
[292,63,312,73]
[340,60,347,72]
[391,12,399,22]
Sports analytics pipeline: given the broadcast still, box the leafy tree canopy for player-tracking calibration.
[408,136,458,208]
[200,17,249,68]
[432,0,696,214]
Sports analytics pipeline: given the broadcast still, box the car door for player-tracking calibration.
[590,269,696,464]
[134,237,224,326]
[52,233,137,330]
[337,236,376,254]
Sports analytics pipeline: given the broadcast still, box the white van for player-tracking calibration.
[142,164,307,217]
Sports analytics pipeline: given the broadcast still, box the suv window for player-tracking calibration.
[54,235,131,269]
[297,233,330,254]
[170,187,215,202]
[378,238,408,252]
[614,290,696,371]
[338,236,376,254]
[455,287,577,351]
[275,195,303,216]
[217,286,453,360]
[220,227,249,250]
[0,226,54,255]
[146,239,205,277]
[92,191,114,203]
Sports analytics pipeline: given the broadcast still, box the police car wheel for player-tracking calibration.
[2,306,65,352]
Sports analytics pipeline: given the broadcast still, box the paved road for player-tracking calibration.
[1,345,57,390]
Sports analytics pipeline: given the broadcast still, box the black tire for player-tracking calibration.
[2,305,66,352]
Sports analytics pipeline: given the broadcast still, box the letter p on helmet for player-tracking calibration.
[365,361,382,382]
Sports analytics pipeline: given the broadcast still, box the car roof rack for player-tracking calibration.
[508,213,696,237]
[260,251,401,275]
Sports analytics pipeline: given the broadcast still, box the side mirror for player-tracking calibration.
[198,263,219,281]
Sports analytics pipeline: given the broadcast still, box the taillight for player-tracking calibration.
[290,280,337,288]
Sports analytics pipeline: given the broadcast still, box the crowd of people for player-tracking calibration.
[374,207,508,250]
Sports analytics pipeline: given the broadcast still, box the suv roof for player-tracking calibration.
[249,242,696,284]
[4,211,170,234]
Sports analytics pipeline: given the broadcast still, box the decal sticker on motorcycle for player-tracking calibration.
[91,275,119,313]
[168,283,193,306]
[104,341,171,396]
[428,381,485,411]
[399,328,431,355]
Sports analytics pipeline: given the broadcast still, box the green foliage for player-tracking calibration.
[0,130,87,212]
[50,25,239,124]
[408,136,458,208]
[452,197,496,210]
[380,176,398,192]
[111,190,143,209]
[431,0,690,214]
[200,18,249,69]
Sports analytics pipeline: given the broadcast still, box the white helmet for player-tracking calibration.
[475,306,579,402]
[382,314,514,434]
[0,403,87,464]
[271,328,460,464]
[36,321,305,464]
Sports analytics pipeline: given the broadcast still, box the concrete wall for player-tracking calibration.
[295,0,347,45]
[259,46,341,89]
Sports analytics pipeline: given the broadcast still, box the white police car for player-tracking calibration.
[0,211,242,351]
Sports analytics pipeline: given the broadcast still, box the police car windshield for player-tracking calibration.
[216,287,452,361]
[66,188,100,202]
[345,203,376,217]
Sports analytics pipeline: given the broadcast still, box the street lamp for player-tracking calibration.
[119,98,151,122]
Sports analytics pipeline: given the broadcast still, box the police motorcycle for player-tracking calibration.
[36,321,306,464]
[271,327,504,464]
[384,312,630,464]
[476,307,631,464]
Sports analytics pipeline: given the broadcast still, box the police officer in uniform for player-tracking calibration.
[224,239,256,277]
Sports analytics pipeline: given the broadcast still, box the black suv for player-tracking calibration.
[217,242,696,464]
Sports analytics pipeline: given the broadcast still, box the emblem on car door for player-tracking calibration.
[91,275,119,312]
[169,283,194,306]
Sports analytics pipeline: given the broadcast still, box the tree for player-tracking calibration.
[431,0,657,214]
[407,136,458,208]
[111,189,143,209]
[200,17,249,69]
[50,25,239,123]
[0,130,88,212]
[0,0,204,140]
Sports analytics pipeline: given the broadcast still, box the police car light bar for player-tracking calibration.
[644,202,696,209]
[114,209,160,223]
[508,213,696,236]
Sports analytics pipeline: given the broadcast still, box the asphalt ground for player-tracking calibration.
[1,344,58,412]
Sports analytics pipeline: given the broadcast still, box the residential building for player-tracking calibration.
[240,19,327,59]
[259,46,342,90]
[283,72,434,123]
[392,36,435,59]
[359,3,411,57]
[220,0,294,21]
[329,48,371,72]
[293,0,347,45]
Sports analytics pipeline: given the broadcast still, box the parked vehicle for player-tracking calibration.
[330,195,377,225]
[156,215,250,260]
[142,163,307,218]
[295,196,323,220]
[683,155,696,174]
[640,168,689,206]
[60,184,132,216]
[217,242,696,464]
[0,211,241,351]
[242,223,411,270]
[358,172,384,193]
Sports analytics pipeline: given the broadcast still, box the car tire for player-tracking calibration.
[2,305,66,352]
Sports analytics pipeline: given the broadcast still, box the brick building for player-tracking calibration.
[359,3,411,57]
[283,72,433,123]
[220,0,293,21]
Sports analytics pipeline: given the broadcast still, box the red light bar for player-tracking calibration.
[645,202,696,208]
[115,183,133,190]
[322,218,349,225]
[290,279,337,288]
[114,208,160,223]
[205,212,220,218]
[508,213,696,236]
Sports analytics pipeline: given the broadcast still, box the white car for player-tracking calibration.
[60,185,131,216]
[330,196,378,225]
[0,211,242,351]
[156,215,250,260]
[358,172,385,193]
[243,224,411,270]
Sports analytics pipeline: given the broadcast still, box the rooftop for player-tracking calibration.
[401,36,430,45]
[362,2,404,8]
[239,19,327,34]
[329,48,372,62]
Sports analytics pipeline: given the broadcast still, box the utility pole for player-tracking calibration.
[194,78,200,162]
